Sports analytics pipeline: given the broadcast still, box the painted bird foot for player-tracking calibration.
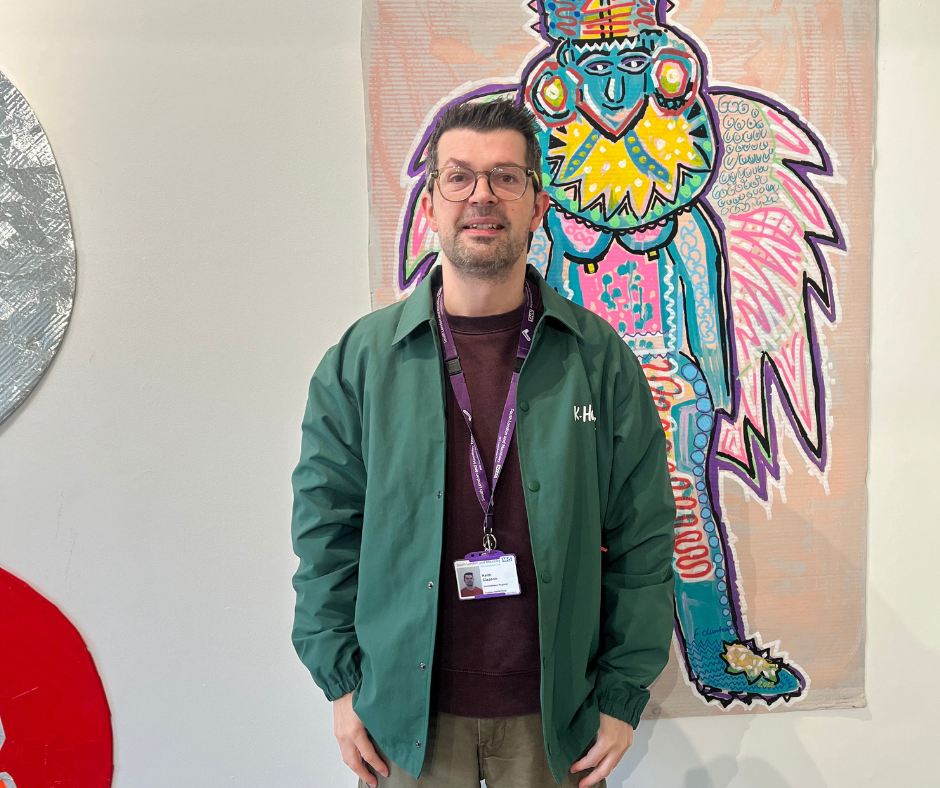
[684,637,807,707]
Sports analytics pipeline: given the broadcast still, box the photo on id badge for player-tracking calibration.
[454,554,521,600]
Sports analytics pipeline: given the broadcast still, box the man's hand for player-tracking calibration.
[333,691,389,788]
[569,712,634,788]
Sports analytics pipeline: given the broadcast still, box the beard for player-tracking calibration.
[437,208,529,283]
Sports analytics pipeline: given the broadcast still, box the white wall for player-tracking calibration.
[0,1,935,786]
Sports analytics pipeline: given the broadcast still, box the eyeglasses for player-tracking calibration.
[429,165,539,202]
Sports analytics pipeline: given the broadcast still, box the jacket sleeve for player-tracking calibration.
[595,346,677,728]
[291,343,366,702]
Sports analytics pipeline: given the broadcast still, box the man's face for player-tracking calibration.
[463,573,475,589]
[422,128,550,282]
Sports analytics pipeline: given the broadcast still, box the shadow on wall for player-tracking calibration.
[613,719,825,787]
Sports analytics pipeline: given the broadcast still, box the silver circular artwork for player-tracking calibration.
[0,69,75,426]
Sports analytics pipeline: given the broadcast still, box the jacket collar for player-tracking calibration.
[530,265,584,339]
[391,263,583,346]
[391,265,441,346]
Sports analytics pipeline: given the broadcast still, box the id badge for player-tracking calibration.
[453,551,521,600]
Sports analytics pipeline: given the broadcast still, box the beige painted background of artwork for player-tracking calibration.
[363,0,874,718]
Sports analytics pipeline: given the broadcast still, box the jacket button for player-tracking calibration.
[420,663,426,670]
[437,490,442,498]
[519,400,529,412]
[541,570,552,583]
[528,480,540,492]
[415,740,421,748]
[428,582,434,589]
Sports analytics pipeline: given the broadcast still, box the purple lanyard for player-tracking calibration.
[435,281,536,552]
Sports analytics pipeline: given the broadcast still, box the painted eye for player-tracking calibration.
[619,55,650,74]
[584,60,613,76]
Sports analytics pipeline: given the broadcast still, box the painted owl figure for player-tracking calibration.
[400,0,842,707]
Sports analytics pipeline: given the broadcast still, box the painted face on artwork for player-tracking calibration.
[422,128,550,282]
[463,573,475,589]
[565,38,657,138]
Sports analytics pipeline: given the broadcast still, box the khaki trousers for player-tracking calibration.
[359,713,604,788]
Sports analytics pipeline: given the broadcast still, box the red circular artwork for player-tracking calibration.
[0,568,113,787]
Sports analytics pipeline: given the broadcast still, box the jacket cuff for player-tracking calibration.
[321,669,363,703]
[597,688,649,729]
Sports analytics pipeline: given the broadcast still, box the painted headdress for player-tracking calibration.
[537,0,662,41]
[527,0,697,133]
[524,0,712,231]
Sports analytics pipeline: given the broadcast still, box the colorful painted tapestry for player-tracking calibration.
[363,0,873,716]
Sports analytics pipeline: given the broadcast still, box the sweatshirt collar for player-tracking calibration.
[391,263,583,346]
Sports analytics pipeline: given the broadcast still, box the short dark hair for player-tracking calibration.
[425,98,543,192]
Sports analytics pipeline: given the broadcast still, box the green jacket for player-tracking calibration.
[291,265,676,784]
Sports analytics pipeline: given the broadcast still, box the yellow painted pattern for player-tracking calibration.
[635,111,704,173]
[550,103,706,219]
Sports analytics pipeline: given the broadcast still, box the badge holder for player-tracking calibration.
[453,531,521,601]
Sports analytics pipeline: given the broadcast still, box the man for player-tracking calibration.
[460,572,483,598]
[291,99,676,788]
